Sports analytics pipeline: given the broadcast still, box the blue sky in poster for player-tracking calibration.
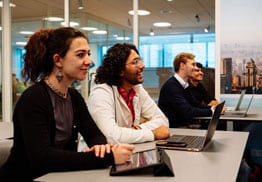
[220,0,262,95]
[221,0,262,45]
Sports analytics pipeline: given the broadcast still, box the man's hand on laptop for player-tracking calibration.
[211,102,227,115]
[221,105,227,114]
[208,100,219,107]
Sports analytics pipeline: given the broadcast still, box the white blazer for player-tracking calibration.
[87,83,169,143]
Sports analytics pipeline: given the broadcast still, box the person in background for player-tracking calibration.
[188,62,225,129]
[87,43,170,144]
[158,52,225,128]
[189,62,219,107]
[0,27,134,181]
[12,73,20,105]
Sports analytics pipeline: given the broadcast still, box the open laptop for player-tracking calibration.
[223,93,254,117]
[227,89,246,111]
[156,101,225,152]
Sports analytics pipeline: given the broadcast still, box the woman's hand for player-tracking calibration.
[111,144,135,164]
[85,143,135,164]
[85,144,113,158]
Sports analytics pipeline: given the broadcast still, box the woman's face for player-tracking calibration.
[59,37,91,82]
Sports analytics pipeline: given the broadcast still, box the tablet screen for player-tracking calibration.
[110,149,160,175]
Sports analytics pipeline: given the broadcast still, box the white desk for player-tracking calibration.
[220,108,262,121]
[221,108,262,130]
[195,108,262,130]
[0,122,13,140]
[36,129,248,182]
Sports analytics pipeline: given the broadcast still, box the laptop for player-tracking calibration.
[110,148,174,176]
[156,101,225,152]
[223,93,254,117]
[227,89,246,111]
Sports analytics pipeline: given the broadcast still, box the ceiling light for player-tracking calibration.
[81,27,98,31]
[78,0,84,10]
[19,31,34,35]
[44,17,64,22]
[128,10,150,16]
[153,22,171,27]
[116,37,130,41]
[61,21,79,27]
[0,1,16,7]
[204,25,210,33]
[92,30,107,35]
[16,42,27,46]
[149,29,154,36]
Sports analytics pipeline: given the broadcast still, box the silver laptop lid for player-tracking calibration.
[235,89,246,111]
[203,101,225,146]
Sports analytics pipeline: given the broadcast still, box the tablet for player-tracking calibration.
[110,148,174,176]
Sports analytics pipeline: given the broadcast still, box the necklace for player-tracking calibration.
[45,79,68,99]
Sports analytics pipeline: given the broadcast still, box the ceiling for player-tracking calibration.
[9,0,215,44]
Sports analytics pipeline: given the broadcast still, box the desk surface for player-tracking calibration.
[195,107,262,131]
[36,129,249,182]
[195,107,262,122]
[0,122,13,140]
[221,108,262,121]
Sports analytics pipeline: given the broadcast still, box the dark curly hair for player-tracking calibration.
[95,43,139,86]
[22,27,87,83]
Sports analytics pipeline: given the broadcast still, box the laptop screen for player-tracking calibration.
[204,101,225,145]
[235,89,246,110]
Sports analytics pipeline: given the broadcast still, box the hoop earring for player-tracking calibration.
[56,69,63,82]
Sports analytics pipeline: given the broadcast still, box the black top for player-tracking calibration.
[46,86,73,148]
[158,76,212,128]
[0,81,114,181]
[189,82,215,106]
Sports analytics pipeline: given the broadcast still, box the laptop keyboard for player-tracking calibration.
[170,135,205,148]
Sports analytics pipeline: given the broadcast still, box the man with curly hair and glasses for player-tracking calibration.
[87,43,170,144]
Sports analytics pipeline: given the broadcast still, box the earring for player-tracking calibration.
[56,69,63,82]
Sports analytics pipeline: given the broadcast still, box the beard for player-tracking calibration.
[127,78,143,85]
[123,74,144,85]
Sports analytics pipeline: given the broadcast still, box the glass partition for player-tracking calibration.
[8,0,215,109]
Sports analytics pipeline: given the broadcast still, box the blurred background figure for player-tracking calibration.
[189,62,219,107]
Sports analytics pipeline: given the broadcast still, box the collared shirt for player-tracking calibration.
[174,73,189,89]
[118,86,136,122]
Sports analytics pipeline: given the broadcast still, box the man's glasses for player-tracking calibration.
[126,58,143,66]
